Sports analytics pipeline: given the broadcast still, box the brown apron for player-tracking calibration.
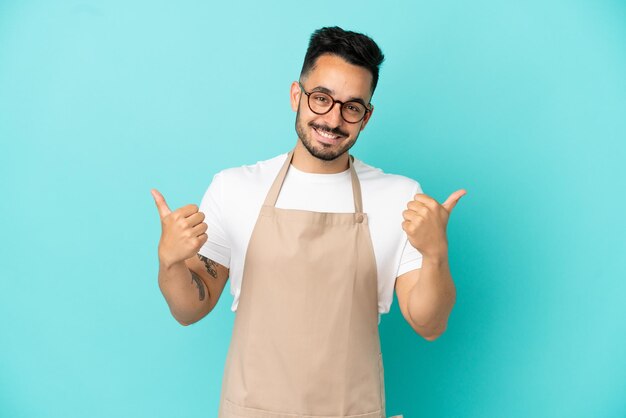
[218,149,401,418]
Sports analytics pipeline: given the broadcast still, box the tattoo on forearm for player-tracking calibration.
[197,254,218,279]
[190,270,206,301]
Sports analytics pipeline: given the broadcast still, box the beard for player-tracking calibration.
[295,105,360,161]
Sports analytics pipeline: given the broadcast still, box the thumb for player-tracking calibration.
[151,188,172,219]
[442,189,467,213]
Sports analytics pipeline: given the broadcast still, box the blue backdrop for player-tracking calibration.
[1,1,625,417]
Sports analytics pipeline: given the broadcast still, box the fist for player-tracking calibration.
[401,189,466,258]
[151,188,208,267]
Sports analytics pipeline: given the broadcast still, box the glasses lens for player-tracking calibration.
[308,92,333,114]
[305,88,367,123]
[341,102,366,123]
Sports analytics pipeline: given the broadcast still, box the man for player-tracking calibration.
[152,26,465,418]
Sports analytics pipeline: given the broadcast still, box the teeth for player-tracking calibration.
[315,128,340,139]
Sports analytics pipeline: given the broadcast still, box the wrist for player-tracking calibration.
[159,252,180,271]
[421,247,449,267]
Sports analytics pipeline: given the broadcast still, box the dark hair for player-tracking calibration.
[300,26,385,96]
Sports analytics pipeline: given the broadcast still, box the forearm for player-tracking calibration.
[407,255,456,337]
[158,259,208,325]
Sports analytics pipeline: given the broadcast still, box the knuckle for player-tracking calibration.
[196,234,208,247]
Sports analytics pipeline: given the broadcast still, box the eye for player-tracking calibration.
[314,94,329,103]
[345,103,364,113]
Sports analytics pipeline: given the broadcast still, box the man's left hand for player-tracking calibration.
[401,189,467,258]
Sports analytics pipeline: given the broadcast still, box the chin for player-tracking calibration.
[303,137,356,162]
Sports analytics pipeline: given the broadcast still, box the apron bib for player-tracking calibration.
[218,149,396,417]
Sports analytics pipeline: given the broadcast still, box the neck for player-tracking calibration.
[291,140,350,174]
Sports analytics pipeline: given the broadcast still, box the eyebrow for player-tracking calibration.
[310,85,368,106]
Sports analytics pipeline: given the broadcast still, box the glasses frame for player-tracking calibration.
[298,82,371,124]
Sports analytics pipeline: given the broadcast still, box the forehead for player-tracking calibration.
[303,54,373,102]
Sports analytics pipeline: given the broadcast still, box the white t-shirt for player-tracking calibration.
[198,152,424,319]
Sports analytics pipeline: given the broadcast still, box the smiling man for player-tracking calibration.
[153,26,465,418]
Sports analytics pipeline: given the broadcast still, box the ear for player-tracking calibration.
[290,81,301,112]
[359,104,374,131]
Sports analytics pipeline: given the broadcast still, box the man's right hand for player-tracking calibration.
[151,188,208,268]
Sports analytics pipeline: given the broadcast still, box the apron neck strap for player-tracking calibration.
[264,149,364,214]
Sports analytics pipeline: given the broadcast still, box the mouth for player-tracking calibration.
[311,126,346,145]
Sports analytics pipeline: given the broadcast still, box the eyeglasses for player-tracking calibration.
[298,82,371,124]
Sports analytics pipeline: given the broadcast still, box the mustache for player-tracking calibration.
[309,122,348,138]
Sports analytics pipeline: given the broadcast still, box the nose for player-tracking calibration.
[324,102,343,127]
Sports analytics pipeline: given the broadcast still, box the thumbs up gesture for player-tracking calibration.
[401,189,466,259]
[151,189,208,268]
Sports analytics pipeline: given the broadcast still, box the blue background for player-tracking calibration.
[1,1,625,417]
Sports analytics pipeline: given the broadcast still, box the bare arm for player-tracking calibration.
[151,188,230,326]
[399,188,465,340]
[158,254,229,326]
[395,256,456,341]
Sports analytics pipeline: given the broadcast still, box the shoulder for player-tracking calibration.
[353,157,423,196]
[204,153,288,223]
[214,152,288,185]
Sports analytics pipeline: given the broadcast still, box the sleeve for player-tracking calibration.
[395,181,424,277]
[197,171,231,268]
